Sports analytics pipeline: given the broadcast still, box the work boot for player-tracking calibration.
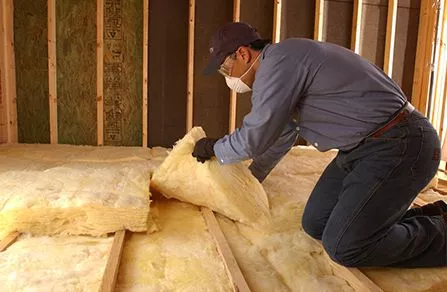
[403,200,447,219]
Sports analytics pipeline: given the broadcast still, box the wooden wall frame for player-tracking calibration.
[0,0,18,143]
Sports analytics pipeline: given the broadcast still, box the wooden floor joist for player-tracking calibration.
[0,231,19,252]
[328,258,384,292]
[201,207,251,292]
[100,230,127,292]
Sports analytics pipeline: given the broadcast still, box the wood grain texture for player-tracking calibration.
[100,230,126,292]
[0,232,19,252]
[202,207,251,292]
[103,0,143,146]
[142,0,148,147]
[48,0,58,144]
[384,0,397,76]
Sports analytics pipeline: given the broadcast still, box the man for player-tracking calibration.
[192,22,446,268]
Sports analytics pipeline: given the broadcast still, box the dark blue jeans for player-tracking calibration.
[302,111,446,267]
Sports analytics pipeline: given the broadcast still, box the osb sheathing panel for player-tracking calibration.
[280,0,315,40]
[323,0,353,48]
[148,0,188,147]
[194,0,232,138]
[392,3,420,100]
[14,0,50,144]
[103,0,143,146]
[56,0,97,145]
[236,0,274,128]
[359,2,387,68]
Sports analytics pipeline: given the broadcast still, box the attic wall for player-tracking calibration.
[103,0,143,146]
[193,0,233,139]
[9,0,422,147]
[236,0,274,128]
[148,0,188,147]
[14,0,49,144]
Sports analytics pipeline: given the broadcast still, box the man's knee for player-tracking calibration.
[321,232,363,267]
[301,212,324,240]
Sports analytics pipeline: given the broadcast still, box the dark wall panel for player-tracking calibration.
[56,0,97,145]
[323,0,353,48]
[392,4,420,101]
[236,0,274,128]
[193,0,233,138]
[103,0,143,146]
[360,2,387,67]
[281,0,315,40]
[14,0,50,143]
[148,0,188,147]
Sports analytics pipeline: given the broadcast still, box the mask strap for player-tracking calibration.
[240,52,262,79]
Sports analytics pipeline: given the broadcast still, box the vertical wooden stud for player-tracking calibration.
[186,0,195,132]
[273,0,281,43]
[0,0,18,143]
[229,0,240,134]
[412,0,438,115]
[384,0,398,77]
[431,0,446,134]
[97,0,104,146]
[351,0,363,54]
[48,0,58,144]
[314,0,324,41]
[142,0,149,147]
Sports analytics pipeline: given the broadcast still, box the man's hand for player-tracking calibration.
[192,138,218,163]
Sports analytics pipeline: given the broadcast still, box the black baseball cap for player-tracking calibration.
[203,22,261,75]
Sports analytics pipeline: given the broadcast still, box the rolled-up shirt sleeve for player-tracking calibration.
[214,53,308,164]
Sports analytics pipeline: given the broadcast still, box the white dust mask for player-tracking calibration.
[224,53,261,93]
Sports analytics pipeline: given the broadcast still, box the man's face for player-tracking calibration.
[219,47,258,88]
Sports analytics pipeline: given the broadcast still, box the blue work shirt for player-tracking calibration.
[214,38,406,179]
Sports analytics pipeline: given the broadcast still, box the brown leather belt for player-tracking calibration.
[369,103,415,138]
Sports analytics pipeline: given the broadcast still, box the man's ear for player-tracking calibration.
[236,46,252,64]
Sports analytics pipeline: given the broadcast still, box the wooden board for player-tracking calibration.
[142,0,149,148]
[187,0,195,133]
[104,0,143,146]
[100,230,126,292]
[148,0,188,147]
[48,0,58,144]
[351,0,362,53]
[193,0,232,138]
[0,232,19,252]
[97,0,104,146]
[13,0,46,143]
[324,0,353,49]
[383,0,397,76]
[56,0,97,145]
[201,207,251,292]
[314,0,325,41]
[103,0,143,146]
[412,0,437,115]
[328,257,384,292]
[392,4,420,101]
